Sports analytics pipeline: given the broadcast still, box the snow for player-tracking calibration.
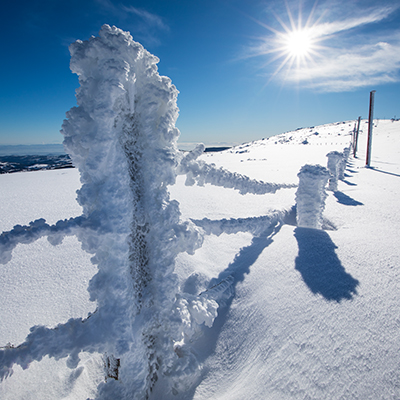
[2,119,400,399]
[172,119,400,400]
[1,25,400,399]
[0,169,102,400]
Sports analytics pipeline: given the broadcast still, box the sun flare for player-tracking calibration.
[284,29,314,58]
[251,1,325,80]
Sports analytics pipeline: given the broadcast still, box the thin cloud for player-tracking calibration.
[122,6,169,32]
[258,2,400,92]
[94,0,169,46]
[312,6,396,37]
[289,39,400,92]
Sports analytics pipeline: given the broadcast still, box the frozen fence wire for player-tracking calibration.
[0,216,88,264]
[178,147,297,194]
[192,211,285,237]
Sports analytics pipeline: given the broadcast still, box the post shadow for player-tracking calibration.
[333,191,364,206]
[208,221,282,290]
[341,179,357,186]
[294,227,359,302]
[188,222,282,375]
[369,167,400,178]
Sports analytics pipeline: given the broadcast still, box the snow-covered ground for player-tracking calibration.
[1,119,399,399]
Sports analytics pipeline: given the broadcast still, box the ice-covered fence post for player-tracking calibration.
[339,146,350,179]
[326,151,343,191]
[351,122,357,151]
[295,165,330,229]
[59,25,205,397]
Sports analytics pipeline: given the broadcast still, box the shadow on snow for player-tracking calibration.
[189,222,282,388]
[341,179,357,186]
[333,191,364,206]
[368,166,400,178]
[294,227,359,302]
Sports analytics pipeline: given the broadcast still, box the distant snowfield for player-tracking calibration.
[1,119,400,399]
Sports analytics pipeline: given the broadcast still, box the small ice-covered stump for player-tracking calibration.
[296,164,330,229]
[326,151,343,191]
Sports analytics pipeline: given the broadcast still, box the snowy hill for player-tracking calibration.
[0,154,73,174]
[1,118,400,399]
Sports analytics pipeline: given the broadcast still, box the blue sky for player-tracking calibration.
[1,0,399,148]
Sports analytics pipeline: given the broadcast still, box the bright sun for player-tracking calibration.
[284,29,314,58]
[251,3,324,80]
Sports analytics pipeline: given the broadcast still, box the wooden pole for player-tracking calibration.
[353,116,361,157]
[366,91,376,167]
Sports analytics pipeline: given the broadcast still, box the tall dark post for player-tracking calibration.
[366,91,376,167]
[353,116,361,157]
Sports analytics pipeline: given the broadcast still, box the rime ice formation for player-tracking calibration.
[178,144,296,193]
[192,212,285,237]
[0,25,295,399]
[326,151,343,191]
[340,146,351,179]
[295,164,330,229]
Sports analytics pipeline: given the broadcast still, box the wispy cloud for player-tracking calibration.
[122,6,169,32]
[312,6,396,37]
[255,1,400,92]
[291,39,400,92]
[95,0,169,46]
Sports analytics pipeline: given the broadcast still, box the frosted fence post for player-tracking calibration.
[295,164,330,229]
[339,147,350,179]
[326,151,343,191]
